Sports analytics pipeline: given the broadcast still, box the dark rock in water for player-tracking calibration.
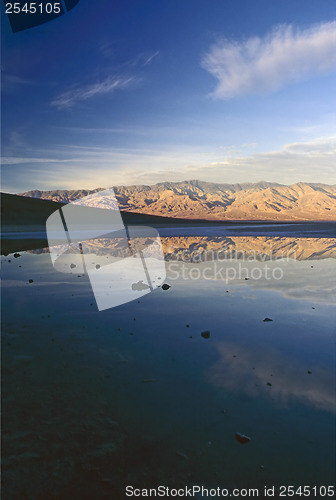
[312,307,315,310]
[308,370,312,374]
[235,432,251,444]
[70,263,76,269]
[28,279,34,283]
[162,283,171,290]
[226,290,229,293]
[263,317,273,322]
[8,260,11,263]
[13,253,21,258]
[96,264,100,270]
[267,382,272,386]
[186,324,190,328]
[201,330,210,339]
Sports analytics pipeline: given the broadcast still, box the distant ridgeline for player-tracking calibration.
[20,180,336,221]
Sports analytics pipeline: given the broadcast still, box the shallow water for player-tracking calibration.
[2,233,336,499]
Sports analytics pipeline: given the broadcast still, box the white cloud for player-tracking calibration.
[51,75,136,109]
[201,21,336,99]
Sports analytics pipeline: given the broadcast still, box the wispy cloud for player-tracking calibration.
[1,157,60,165]
[51,75,137,109]
[142,50,160,66]
[201,21,336,99]
[2,137,336,193]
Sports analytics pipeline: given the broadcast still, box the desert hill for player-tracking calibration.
[21,180,336,221]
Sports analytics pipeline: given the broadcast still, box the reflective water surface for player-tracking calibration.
[2,232,336,498]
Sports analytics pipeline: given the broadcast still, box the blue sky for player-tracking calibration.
[1,0,336,192]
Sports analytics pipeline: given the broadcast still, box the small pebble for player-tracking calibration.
[235,432,251,444]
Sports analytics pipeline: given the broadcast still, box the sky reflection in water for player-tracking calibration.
[1,234,335,494]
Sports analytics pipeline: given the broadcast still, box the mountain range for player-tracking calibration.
[21,180,336,221]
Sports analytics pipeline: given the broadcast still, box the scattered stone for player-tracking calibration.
[260,465,265,470]
[28,279,34,283]
[308,370,312,374]
[312,307,315,310]
[311,266,314,268]
[201,330,210,339]
[235,432,251,444]
[263,317,273,322]
[70,263,76,269]
[226,290,229,293]
[96,264,100,270]
[162,283,171,290]
[186,324,190,328]
[8,260,11,263]
[13,253,21,258]
[267,382,272,386]
[244,277,249,280]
